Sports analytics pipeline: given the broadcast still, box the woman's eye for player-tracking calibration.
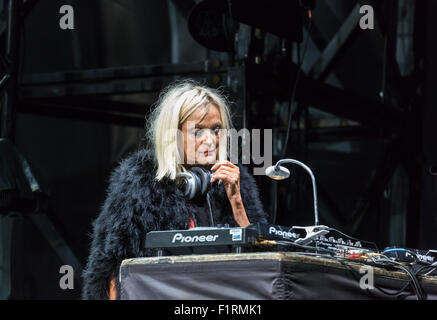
[193,128,220,137]
[194,129,206,137]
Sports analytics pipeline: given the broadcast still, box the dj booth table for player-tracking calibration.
[119,252,437,300]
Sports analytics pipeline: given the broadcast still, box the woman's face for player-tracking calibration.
[180,103,222,168]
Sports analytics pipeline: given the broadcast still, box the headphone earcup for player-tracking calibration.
[176,167,212,199]
[175,171,196,200]
[191,167,212,197]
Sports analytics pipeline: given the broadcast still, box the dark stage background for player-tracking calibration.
[0,0,436,299]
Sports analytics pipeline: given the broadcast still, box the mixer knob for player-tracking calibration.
[346,240,354,246]
[337,238,344,244]
[328,237,335,243]
[354,241,362,247]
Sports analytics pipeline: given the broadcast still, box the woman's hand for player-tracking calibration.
[210,161,250,227]
[211,161,241,200]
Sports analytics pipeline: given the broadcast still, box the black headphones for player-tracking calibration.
[176,167,213,200]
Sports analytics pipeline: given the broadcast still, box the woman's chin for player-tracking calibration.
[196,156,217,167]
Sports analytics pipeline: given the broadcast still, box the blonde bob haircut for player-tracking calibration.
[145,79,233,181]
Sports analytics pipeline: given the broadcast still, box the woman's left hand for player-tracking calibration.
[210,161,250,227]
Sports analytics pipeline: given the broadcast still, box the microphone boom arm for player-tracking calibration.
[275,159,319,226]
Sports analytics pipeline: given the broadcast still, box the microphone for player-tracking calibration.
[265,159,319,226]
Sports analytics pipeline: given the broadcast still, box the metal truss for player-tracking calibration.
[0,0,81,299]
[302,0,424,248]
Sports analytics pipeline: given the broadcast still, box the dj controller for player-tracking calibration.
[145,222,437,274]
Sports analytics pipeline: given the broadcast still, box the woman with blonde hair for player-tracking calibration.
[82,79,268,300]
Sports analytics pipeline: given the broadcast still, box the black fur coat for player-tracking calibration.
[81,148,268,300]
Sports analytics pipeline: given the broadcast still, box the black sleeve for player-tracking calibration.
[81,153,158,300]
[238,164,269,224]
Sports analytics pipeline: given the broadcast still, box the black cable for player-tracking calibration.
[330,256,375,298]
[273,8,312,228]
[373,282,412,298]
[375,261,421,299]
[271,8,313,228]
[376,260,435,299]
[336,255,423,300]
[340,256,414,299]
[292,250,406,299]
[329,255,421,299]
[395,264,424,300]
[313,253,410,299]
[278,239,428,300]
[286,241,427,300]
[372,257,426,300]
[281,9,312,160]
[366,260,414,299]
[309,229,427,299]
[206,192,215,227]
[415,264,437,277]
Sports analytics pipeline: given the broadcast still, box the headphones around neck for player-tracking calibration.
[176,167,213,200]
